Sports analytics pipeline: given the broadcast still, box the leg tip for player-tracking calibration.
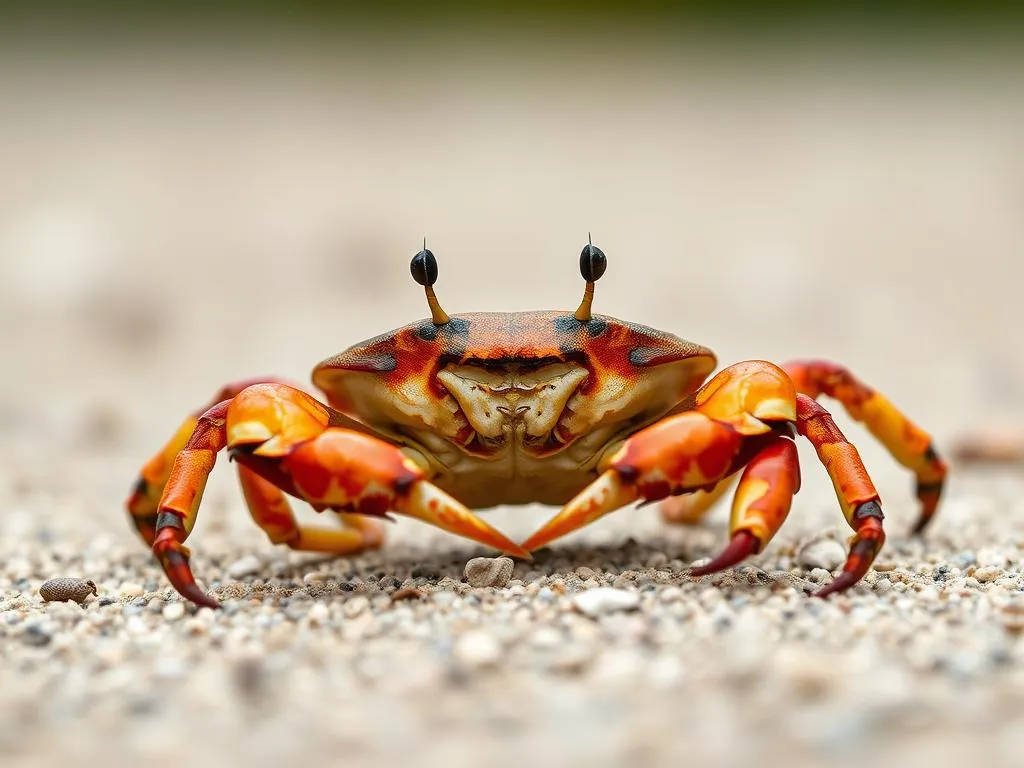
[812,571,859,598]
[689,530,760,578]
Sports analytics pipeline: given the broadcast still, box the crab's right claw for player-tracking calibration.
[394,480,531,559]
[269,427,531,559]
[152,529,221,609]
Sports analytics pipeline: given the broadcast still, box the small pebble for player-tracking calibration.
[227,555,262,579]
[464,557,515,588]
[343,596,369,618]
[452,630,502,669]
[797,538,846,571]
[975,566,1000,583]
[572,588,641,617]
[38,577,98,604]
[162,603,186,621]
[118,582,145,600]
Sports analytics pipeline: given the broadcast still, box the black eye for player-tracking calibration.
[579,243,607,282]
[410,248,439,286]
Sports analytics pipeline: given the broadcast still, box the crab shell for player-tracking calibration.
[311,311,717,509]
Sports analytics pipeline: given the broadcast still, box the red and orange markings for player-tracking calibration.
[610,411,744,495]
[783,359,946,532]
[727,436,801,550]
[283,429,421,508]
[136,380,530,606]
[695,360,797,433]
[794,395,879,521]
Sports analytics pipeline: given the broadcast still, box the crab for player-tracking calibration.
[126,241,948,608]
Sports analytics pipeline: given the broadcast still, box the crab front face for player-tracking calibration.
[312,309,716,501]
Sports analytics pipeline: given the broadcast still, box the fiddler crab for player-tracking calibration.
[127,241,947,608]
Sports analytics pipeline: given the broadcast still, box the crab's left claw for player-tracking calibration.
[522,410,747,551]
[521,470,640,551]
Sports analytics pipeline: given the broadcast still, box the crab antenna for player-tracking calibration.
[410,242,450,325]
[574,237,607,322]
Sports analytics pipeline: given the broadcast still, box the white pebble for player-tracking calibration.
[342,596,369,619]
[162,603,185,621]
[453,630,502,668]
[226,555,262,579]
[530,627,562,649]
[572,588,641,617]
[118,582,144,599]
[659,586,684,604]
[797,538,846,571]
[306,603,330,627]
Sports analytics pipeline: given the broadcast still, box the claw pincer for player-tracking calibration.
[148,383,526,607]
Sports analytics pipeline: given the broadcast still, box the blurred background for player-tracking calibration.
[2,2,1022,526]
[1,3,1023,765]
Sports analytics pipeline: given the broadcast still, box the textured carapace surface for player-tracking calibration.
[312,311,717,507]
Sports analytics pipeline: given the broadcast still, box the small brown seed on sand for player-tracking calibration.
[39,577,98,605]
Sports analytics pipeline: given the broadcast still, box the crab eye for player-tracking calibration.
[410,248,439,286]
[579,243,607,283]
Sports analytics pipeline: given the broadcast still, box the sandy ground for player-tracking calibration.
[2,32,1024,768]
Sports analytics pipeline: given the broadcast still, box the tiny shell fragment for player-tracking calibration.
[39,577,98,604]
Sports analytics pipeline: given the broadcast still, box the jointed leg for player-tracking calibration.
[147,382,527,607]
[521,360,889,596]
[795,393,885,597]
[783,359,946,532]
[126,376,301,544]
[237,465,384,554]
[659,476,735,526]
[690,433,801,577]
[522,360,795,552]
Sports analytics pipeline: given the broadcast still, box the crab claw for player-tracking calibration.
[689,531,760,578]
[152,529,221,609]
[521,469,640,551]
[394,480,531,559]
[271,427,530,559]
[522,410,746,551]
[814,510,885,598]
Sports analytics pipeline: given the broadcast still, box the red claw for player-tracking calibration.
[814,531,883,599]
[689,530,760,578]
[153,531,221,609]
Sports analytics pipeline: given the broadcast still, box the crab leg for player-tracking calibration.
[659,476,736,525]
[520,410,748,551]
[794,394,885,597]
[237,465,384,553]
[783,359,946,533]
[126,376,301,544]
[690,435,801,577]
[523,360,889,596]
[150,382,528,607]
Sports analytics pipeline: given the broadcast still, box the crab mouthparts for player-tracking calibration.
[436,362,588,451]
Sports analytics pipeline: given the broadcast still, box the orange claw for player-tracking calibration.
[521,470,639,551]
[690,435,802,577]
[522,410,745,551]
[147,382,528,607]
[273,427,529,558]
[394,480,531,558]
